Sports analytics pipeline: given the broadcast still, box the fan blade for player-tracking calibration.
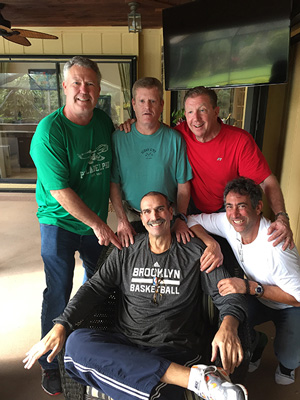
[3,35,31,46]
[0,24,12,33]
[12,29,58,40]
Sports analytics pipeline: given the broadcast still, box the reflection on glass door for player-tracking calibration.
[0,64,60,183]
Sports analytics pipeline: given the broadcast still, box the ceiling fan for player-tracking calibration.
[0,3,58,46]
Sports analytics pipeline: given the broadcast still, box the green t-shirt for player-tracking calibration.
[111,122,192,210]
[30,107,114,235]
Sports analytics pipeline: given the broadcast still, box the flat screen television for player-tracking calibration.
[163,0,292,90]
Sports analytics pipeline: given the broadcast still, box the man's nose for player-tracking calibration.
[195,111,202,120]
[150,210,158,219]
[80,83,89,93]
[232,208,240,218]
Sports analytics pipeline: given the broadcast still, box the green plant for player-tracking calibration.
[171,108,185,125]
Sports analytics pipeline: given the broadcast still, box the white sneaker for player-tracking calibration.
[275,365,295,385]
[191,364,248,400]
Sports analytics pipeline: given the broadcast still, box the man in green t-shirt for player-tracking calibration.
[30,56,122,396]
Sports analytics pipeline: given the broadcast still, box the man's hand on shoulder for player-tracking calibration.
[172,218,194,244]
[267,215,294,251]
[23,324,66,370]
[190,224,223,272]
[117,219,136,247]
[93,220,122,250]
[200,240,223,273]
[118,118,136,133]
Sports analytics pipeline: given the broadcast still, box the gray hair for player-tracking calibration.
[63,56,101,84]
[183,86,218,109]
[132,77,163,100]
[140,191,172,209]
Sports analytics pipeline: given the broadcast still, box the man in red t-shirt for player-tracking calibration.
[174,86,293,251]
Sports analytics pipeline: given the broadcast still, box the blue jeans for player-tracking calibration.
[39,224,104,370]
[247,295,300,370]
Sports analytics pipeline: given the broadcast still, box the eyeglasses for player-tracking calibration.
[152,276,165,305]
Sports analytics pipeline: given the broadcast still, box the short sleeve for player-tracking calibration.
[30,122,70,190]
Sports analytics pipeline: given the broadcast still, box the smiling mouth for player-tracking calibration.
[147,219,165,227]
[232,219,244,225]
[194,123,204,128]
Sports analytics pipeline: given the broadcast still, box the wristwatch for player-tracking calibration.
[275,212,289,220]
[254,282,264,297]
[176,213,188,223]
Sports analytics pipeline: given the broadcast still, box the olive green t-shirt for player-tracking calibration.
[30,107,114,235]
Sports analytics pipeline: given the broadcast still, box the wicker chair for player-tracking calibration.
[58,235,251,400]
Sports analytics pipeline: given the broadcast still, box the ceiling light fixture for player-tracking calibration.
[128,2,142,33]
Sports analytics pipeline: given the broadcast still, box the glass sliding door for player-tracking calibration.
[0,62,60,185]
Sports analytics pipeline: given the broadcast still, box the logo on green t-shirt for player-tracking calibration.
[78,144,109,164]
[78,144,110,179]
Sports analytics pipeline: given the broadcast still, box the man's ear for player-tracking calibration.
[62,81,67,94]
[140,212,145,227]
[214,106,220,118]
[256,200,263,215]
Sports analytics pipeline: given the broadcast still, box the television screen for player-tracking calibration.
[163,0,292,90]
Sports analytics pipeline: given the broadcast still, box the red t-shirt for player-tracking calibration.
[175,121,271,213]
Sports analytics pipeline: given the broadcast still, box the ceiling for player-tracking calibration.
[0,0,191,29]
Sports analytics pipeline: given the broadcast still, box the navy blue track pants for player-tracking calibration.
[64,329,201,400]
